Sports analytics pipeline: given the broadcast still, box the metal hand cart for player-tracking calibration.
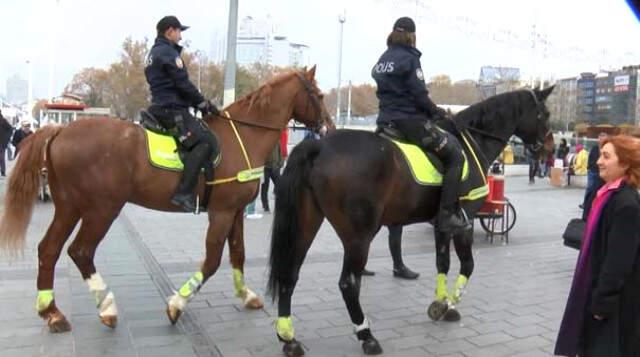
[475,175,516,243]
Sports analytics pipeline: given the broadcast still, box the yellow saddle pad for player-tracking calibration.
[390,139,469,185]
[144,129,221,172]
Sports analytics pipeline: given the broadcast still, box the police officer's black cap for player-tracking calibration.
[156,16,189,33]
[393,17,415,33]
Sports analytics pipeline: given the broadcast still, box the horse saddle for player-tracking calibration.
[139,110,221,172]
[377,126,469,186]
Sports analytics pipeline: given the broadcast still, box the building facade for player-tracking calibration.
[548,77,577,130]
[234,16,310,68]
[577,72,596,123]
[554,66,640,127]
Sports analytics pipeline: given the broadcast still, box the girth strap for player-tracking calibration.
[208,111,259,185]
[458,130,489,202]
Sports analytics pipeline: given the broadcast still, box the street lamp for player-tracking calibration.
[336,12,346,126]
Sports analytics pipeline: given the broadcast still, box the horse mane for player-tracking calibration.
[234,70,303,112]
[454,90,527,131]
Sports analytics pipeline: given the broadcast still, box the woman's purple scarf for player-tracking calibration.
[554,181,620,356]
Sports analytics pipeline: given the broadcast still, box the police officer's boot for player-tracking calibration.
[431,133,471,235]
[171,143,210,212]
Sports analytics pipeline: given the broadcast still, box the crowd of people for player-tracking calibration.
[525,134,603,189]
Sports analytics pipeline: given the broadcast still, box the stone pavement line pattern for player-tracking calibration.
[120,212,223,357]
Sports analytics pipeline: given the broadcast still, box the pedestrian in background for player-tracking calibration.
[526,145,539,184]
[362,225,420,280]
[12,119,33,156]
[580,133,607,210]
[557,138,570,166]
[261,131,286,213]
[572,144,588,176]
[555,134,640,357]
[543,144,555,177]
[567,143,587,186]
[0,110,14,177]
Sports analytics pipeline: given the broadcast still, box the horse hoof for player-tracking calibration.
[282,339,305,357]
[166,305,182,325]
[48,316,72,333]
[442,308,461,322]
[427,300,448,321]
[245,296,264,309]
[362,337,383,355]
[100,315,118,328]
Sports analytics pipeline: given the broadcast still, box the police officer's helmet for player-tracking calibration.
[393,17,416,33]
[156,16,190,34]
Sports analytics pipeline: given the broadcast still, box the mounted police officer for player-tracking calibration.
[145,16,220,213]
[371,16,470,234]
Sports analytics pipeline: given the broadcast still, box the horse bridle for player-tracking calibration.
[525,89,551,152]
[208,72,325,133]
[458,89,549,151]
[294,72,325,133]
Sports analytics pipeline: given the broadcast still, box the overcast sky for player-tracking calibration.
[2,0,639,99]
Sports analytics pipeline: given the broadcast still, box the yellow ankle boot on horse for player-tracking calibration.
[435,273,449,302]
[276,316,295,342]
[233,268,263,309]
[450,275,468,304]
[167,271,203,324]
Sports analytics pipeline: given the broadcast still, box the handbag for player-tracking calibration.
[562,218,585,250]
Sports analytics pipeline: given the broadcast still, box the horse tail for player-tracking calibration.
[0,125,64,254]
[267,139,323,302]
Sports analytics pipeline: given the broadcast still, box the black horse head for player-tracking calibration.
[455,86,555,162]
[514,86,554,153]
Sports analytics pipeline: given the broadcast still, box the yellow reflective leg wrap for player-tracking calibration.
[451,275,468,304]
[276,316,295,341]
[435,273,448,301]
[179,272,204,299]
[37,289,54,312]
[232,268,247,297]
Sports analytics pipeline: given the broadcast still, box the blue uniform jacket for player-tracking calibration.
[145,37,204,109]
[371,44,442,125]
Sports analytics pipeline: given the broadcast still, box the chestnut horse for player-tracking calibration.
[267,87,554,355]
[0,67,332,332]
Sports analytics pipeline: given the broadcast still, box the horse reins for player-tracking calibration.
[209,112,282,131]
[457,89,549,154]
[208,72,325,133]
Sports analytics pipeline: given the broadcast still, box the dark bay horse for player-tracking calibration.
[267,87,554,355]
[0,67,332,332]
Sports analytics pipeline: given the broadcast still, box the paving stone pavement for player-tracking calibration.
[0,162,584,356]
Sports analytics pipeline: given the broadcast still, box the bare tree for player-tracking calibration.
[323,83,378,118]
[64,68,110,107]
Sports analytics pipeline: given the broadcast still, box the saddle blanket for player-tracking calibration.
[390,139,469,185]
[143,129,263,183]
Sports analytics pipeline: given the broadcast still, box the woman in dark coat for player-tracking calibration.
[555,134,640,357]
[557,138,570,164]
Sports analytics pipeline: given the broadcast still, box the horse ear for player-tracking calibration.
[307,65,317,78]
[537,85,555,101]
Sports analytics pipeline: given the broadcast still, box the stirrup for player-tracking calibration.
[438,208,471,234]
